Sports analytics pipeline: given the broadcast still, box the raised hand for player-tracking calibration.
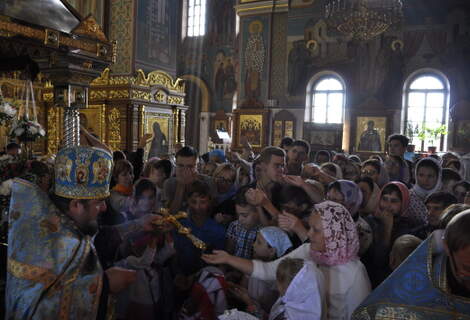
[201,250,231,265]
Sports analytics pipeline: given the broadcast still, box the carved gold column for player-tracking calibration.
[173,106,179,147]
[107,106,121,151]
[179,108,186,146]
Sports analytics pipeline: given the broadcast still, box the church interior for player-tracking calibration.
[2,0,470,319]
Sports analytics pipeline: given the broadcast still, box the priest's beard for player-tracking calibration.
[75,201,99,236]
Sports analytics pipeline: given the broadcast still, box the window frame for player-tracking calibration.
[185,0,207,38]
[402,71,450,152]
[305,74,346,124]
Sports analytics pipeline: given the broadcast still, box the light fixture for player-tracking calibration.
[325,0,403,41]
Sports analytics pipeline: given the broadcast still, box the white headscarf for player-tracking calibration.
[269,262,323,320]
[412,157,442,200]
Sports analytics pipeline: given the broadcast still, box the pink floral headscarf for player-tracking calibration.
[310,201,360,266]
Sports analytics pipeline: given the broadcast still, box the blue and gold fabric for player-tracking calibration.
[6,179,104,319]
[55,146,112,200]
[353,232,470,319]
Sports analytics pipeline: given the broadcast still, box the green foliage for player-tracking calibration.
[417,124,448,146]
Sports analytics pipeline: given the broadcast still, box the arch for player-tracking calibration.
[402,68,450,152]
[305,70,347,124]
[179,74,210,112]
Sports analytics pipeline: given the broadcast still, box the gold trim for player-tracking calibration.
[7,258,57,286]
[237,3,288,13]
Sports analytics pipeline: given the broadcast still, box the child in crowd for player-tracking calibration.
[114,179,175,320]
[142,159,173,211]
[107,159,134,224]
[226,186,260,259]
[389,235,422,270]
[423,191,458,234]
[173,180,226,275]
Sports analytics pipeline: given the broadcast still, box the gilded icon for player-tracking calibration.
[356,117,386,152]
[239,114,263,147]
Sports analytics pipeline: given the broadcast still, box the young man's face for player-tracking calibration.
[235,204,259,230]
[287,145,308,166]
[388,139,406,158]
[426,201,446,227]
[188,194,211,216]
[176,156,197,177]
[263,155,285,183]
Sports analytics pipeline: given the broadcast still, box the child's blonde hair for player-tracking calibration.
[276,258,304,289]
[389,235,422,270]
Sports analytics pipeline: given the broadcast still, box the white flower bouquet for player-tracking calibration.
[0,96,17,126]
[10,116,46,142]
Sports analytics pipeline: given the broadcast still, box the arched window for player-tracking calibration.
[403,72,449,151]
[305,75,345,124]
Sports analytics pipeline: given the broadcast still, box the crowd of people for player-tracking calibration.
[2,131,470,319]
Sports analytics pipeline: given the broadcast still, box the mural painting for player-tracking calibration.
[241,17,268,105]
[213,50,237,103]
[136,0,176,72]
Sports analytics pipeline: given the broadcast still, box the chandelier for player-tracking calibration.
[325,0,403,41]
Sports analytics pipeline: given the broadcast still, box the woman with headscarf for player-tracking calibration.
[313,150,331,165]
[406,157,442,225]
[326,180,373,256]
[361,159,389,188]
[363,181,416,287]
[202,201,371,319]
[357,176,381,217]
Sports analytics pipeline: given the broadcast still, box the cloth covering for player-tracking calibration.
[310,201,360,267]
[260,227,293,258]
[6,179,105,319]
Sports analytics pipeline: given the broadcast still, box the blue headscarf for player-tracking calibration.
[260,227,293,258]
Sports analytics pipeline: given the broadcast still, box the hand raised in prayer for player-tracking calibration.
[201,250,231,265]
[375,209,394,230]
[278,211,302,232]
[105,267,137,294]
[138,133,154,148]
[245,188,268,207]
[282,175,306,188]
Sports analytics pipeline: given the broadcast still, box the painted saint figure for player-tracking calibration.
[148,121,168,159]
[358,121,382,152]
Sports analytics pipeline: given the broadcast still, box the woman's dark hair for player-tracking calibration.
[425,191,458,208]
[112,159,133,180]
[362,159,381,174]
[327,180,342,193]
[134,178,156,200]
[356,176,374,192]
[446,159,461,171]
[382,184,402,201]
[113,150,126,162]
[272,184,313,209]
[322,163,338,176]
[234,185,252,207]
[280,137,294,149]
[453,181,470,192]
[441,168,461,183]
